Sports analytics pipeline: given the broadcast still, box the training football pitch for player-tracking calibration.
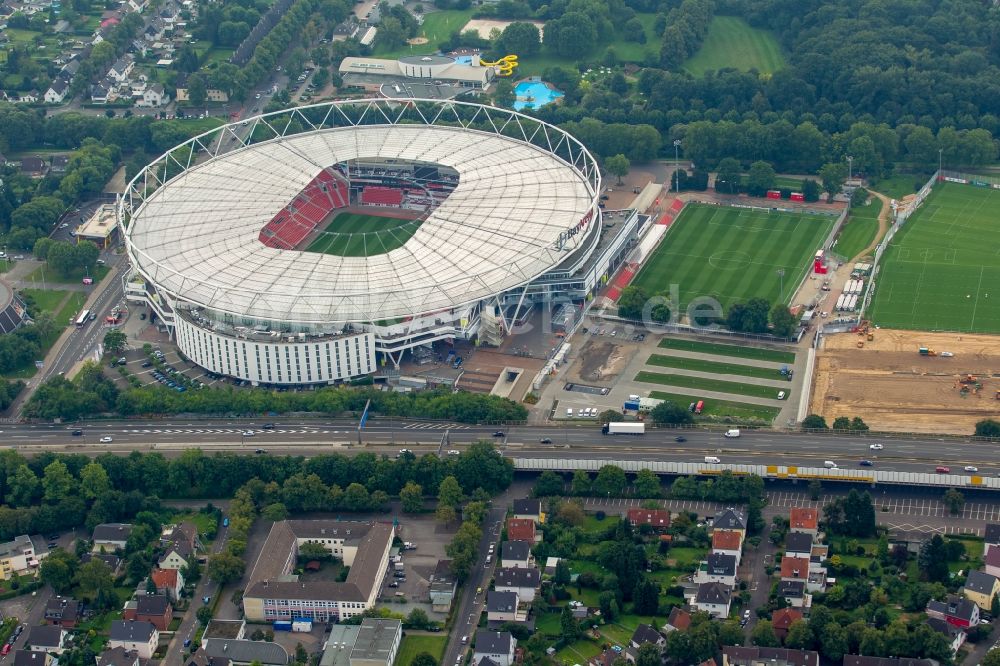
[305,212,422,257]
[867,182,1000,333]
[630,204,834,311]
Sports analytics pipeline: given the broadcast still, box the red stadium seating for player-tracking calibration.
[361,186,403,207]
[259,168,350,248]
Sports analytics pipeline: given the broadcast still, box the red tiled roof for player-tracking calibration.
[780,556,810,579]
[627,509,671,527]
[150,569,178,589]
[506,518,536,541]
[712,530,742,551]
[789,508,819,530]
[772,607,803,630]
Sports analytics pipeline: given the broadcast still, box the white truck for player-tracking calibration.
[603,422,645,435]
[724,429,741,438]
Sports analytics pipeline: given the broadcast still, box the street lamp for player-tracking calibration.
[777,269,785,301]
[673,140,682,193]
[939,147,943,176]
[846,156,853,184]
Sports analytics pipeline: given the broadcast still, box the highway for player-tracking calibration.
[0,418,992,475]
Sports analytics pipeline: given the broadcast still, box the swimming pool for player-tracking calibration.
[513,80,564,111]
[453,55,473,65]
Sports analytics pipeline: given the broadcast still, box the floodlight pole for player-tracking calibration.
[673,140,682,193]
[846,156,853,184]
[939,148,943,176]
[777,269,785,302]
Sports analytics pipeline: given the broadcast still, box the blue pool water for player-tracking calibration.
[453,55,473,65]
[513,80,564,111]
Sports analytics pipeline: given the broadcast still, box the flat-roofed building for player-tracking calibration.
[76,203,119,249]
[350,619,401,666]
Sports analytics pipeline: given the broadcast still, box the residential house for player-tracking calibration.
[81,552,122,575]
[175,73,228,103]
[108,621,158,660]
[158,540,193,571]
[499,541,533,569]
[473,631,516,666]
[722,647,819,666]
[986,546,1000,578]
[49,155,69,174]
[150,568,184,601]
[200,619,245,649]
[544,557,560,575]
[202,639,288,665]
[17,91,38,103]
[161,523,200,553]
[771,608,803,641]
[0,534,46,578]
[44,78,68,104]
[789,508,819,536]
[494,567,541,603]
[512,499,543,523]
[963,570,1000,611]
[27,626,66,654]
[785,533,813,560]
[19,157,48,179]
[926,617,965,655]
[506,519,539,544]
[486,591,521,623]
[776,580,812,609]
[711,530,742,565]
[93,524,133,552]
[627,509,671,531]
[628,624,665,653]
[138,83,168,107]
[843,657,937,666]
[429,560,457,612]
[926,594,979,629]
[780,557,810,584]
[695,552,737,587]
[691,582,732,618]
[13,652,51,666]
[97,646,145,666]
[122,594,172,631]
[90,80,114,104]
[44,597,80,628]
[713,509,746,536]
[107,55,134,82]
[662,607,691,634]
[985,524,1000,556]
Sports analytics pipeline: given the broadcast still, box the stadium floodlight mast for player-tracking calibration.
[673,139,682,192]
[847,155,853,183]
[777,268,785,301]
[939,147,943,175]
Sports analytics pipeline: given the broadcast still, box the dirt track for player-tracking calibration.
[810,329,1000,434]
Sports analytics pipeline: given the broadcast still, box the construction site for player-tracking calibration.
[810,328,1000,435]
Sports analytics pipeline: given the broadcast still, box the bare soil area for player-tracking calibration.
[810,328,1000,434]
[569,339,635,384]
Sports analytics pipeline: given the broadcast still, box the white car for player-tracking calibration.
[447,450,460,456]
[99,436,113,443]
[965,466,979,472]
[940,351,954,357]
[869,443,884,450]
[242,430,255,436]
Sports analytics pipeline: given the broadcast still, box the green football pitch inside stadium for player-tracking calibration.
[867,182,1000,333]
[630,204,834,311]
[305,212,423,257]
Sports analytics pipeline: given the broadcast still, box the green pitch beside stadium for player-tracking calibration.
[868,182,1000,333]
[305,212,423,257]
[630,204,834,312]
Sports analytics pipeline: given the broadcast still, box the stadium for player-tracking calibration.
[121,99,640,386]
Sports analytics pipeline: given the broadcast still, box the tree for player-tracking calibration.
[186,73,207,107]
[7,464,39,507]
[650,400,694,425]
[634,642,660,666]
[42,460,77,504]
[75,558,114,598]
[633,580,659,615]
[435,503,457,526]
[342,483,371,511]
[406,608,430,630]
[770,303,797,337]
[752,620,780,647]
[746,161,777,197]
[633,469,661,498]
[208,551,246,585]
[917,535,950,582]
[196,605,213,626]
[40,549,78,593]
[297,542,332,563]
[493,79,514,108]
[80,462,111,501]
[411,653,439,666]
[598,409,624,424]
[801,179,821,202]
[801,414,828,429]
[819,162,848,202]
[943,488,965,515]
[984,649,1000,666]
[617,285,648,320]
[820,623,848,662]
[555,499,585,526]
[715,157,742,194]
[570,469,591,495]
[560,605,580,642]
[400,482,423,513]
[103,329,127,357]
[784,619,813,650]
[498,21,540,55]
[606,154,630,185]
[261,503,288,521]
[533,471,563,497]
[593,465,627,497]
[975,419,1000,437]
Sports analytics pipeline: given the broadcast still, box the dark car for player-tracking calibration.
[141,361,152,368]
[493,431,505,437]
[859,459,874,467]
[71,429,83,436]
[540,438,552,444]
[262,423,275,429]
[388,582,399,588]
[675,436,687,442]
[254,449,267,454]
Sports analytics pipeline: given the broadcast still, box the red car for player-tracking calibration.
[936,466,951,474]
[3,643,12,655]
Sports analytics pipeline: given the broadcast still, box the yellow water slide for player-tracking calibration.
[479,54,519,76]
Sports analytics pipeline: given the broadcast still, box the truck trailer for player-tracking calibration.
[602,422,645,435]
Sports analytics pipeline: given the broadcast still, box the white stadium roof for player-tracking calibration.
[125,101,599,324]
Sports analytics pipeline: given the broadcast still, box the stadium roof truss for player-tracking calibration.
[121,99,602,326]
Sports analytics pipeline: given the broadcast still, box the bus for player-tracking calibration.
[75,310,91,328]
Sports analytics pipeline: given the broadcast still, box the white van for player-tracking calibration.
[566,408,573,417]
[628,394,640,401]
[824,460,838,469]
[724,429,741,438]
[704,456,721,464]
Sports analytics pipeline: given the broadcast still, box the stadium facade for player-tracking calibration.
[121,99,639,386]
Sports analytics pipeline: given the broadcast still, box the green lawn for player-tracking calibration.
[170,511,218,539]
[305,212,423,257]
[868,182,1000,332]
[657,337,796,363]
[1,288,86,379]
[24,264,110,286]
[648,390,781,422]
[870,172,933,200]
[683,16,786,76]
[21,288,72,315]
[647,353,786,380]
[636,371,788,400]
[157,117,226,135]
[630,203,834,310]
[373,9,476,59]
[834,196,883,260]
[396,635,447,666]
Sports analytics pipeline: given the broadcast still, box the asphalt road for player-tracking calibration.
[1,419,994,475]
